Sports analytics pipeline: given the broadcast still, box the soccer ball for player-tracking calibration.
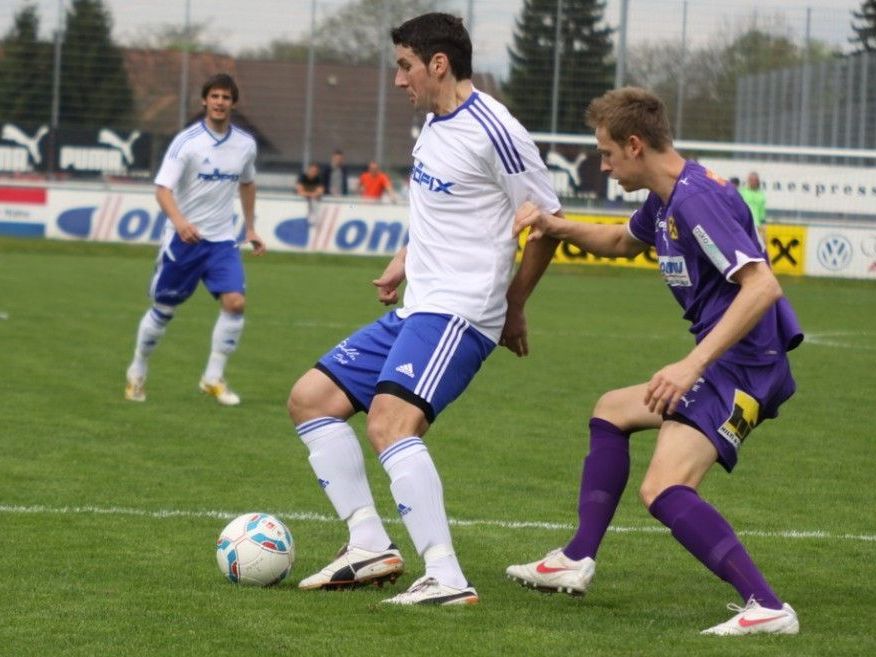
[216,513,294,586]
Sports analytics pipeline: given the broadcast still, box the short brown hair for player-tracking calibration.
[201,73,239,103]
[585,87,672,151]
[391,13,472,80]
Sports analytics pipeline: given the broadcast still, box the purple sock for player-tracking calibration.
[649,485,783,609]
[563,418,630,561]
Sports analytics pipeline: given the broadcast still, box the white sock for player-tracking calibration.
[203,310,244,381]
[346,506,393,553]
[128,305,174,378]
[296,417,391,552]
[380,437,467,589]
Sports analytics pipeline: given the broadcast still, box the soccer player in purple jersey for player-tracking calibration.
[506,87,803,636]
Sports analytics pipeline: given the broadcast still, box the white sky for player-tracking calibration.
[0,0,864,77]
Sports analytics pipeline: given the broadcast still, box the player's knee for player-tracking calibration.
[365,412,393,452]
[287,379,312,424]
[592,389,625,424]
[639,478,668,509]
[152,303,176,323]
[221,294,245,314]
[288,370,351,425]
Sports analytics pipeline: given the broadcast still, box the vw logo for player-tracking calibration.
[816,235,853,271]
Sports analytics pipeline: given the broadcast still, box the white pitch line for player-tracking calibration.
[2,504,874,543]
[805,331,876,350]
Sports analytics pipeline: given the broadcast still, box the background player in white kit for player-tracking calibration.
[124,73,265,406]
[287,13,563,606]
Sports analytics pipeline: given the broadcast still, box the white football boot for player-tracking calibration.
[506,548,595,595]
[199,378,241,406]
[124,368,146,402]
[701,597,799,636]
[298,544,404,590]
[382,575,479,606]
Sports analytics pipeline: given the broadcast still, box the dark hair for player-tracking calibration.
[585,87,672,151]
[391,13,472,80]
[201,73,239,103]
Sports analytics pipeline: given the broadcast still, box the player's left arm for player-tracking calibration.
[239,181,265,255]
[494,120,564,357]
[645,264,783,416]
[502,216,560,357]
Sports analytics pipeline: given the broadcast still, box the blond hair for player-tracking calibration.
[585,87,672,151]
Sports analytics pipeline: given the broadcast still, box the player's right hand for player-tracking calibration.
[372,282,399,305]
[176,220,202,244]
[513,201,547,241]
[372,249,406,305]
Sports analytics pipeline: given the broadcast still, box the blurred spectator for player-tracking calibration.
[297,162,324,200]
[359,160,398,202]
[296,162,325,225]
[323,149,349,196]
[739,171,766,245]
[729,177,740,189]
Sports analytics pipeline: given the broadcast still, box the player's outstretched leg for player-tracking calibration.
[507,418,629,596]
[125,304,174,401]
[296,417,404,590]
[199,309,244,405]
[649,485,799,636]
[379,437,478,605]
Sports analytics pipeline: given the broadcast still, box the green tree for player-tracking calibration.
[0,4,53,124]
[60,0,133,127]
[239,39,344,63]
[504,0,613,132]
[851,0,876,51]
[127,22,211,53]
[314,0,443,64]
[628,17,835,141]
[240,0,444,64]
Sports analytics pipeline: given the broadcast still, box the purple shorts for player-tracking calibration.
[316,310,495,423]
[667,356,796,472]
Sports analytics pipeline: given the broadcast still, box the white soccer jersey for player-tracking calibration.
[399,89,561,342]
[154,120,257,242]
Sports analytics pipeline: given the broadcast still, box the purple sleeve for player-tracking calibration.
[627,193,659,245]
[675,192,764,280]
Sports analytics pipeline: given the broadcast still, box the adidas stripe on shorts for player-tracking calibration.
[315,310,494,422]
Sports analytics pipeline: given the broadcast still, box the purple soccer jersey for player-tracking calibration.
[628,161,802,365]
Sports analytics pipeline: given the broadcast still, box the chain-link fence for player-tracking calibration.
[0,0,868,195]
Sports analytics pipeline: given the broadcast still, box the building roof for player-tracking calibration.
[123,49,502,171]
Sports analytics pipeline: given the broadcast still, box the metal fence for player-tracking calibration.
[736,50,876,152]
[0,0,867,186]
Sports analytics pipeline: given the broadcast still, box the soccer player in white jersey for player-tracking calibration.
[287,13,563,605]
[124,74,265,406]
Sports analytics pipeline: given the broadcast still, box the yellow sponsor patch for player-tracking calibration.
[717,389,760,449]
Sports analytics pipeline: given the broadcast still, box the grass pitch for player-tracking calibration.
[1,237,874,657]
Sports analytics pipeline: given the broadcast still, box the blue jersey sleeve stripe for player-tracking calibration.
[468,101,522,174]
[466,108,514,174]
[168,124,204,159]
[473,97,526,172]
[231,125,257,144]
[468,101,519,172]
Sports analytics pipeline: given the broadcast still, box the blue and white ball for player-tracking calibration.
[216,513,294,586]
